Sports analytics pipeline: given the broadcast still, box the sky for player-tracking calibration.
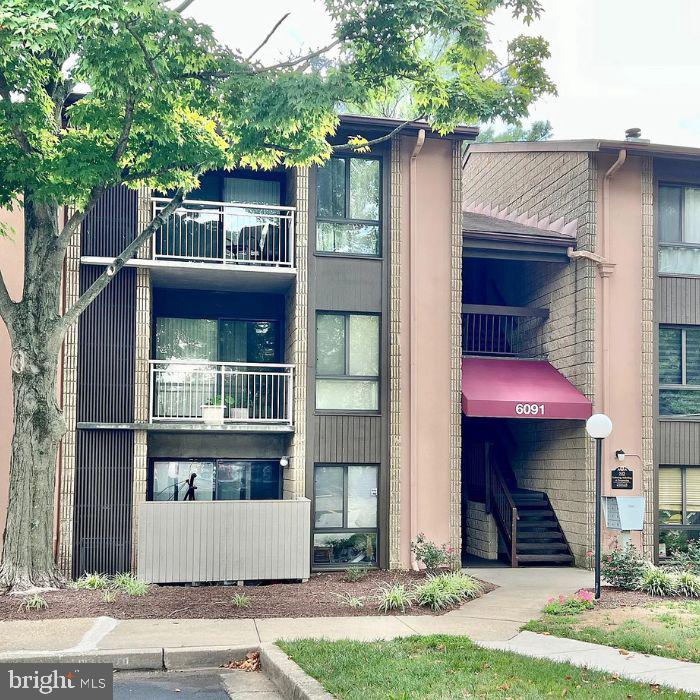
[184,0,700,147]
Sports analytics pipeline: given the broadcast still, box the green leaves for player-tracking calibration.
[0,0,555,212]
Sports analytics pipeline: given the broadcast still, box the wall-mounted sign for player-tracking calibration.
[611,466,633,490]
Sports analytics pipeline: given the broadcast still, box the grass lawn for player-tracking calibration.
[279,635,692,699]
[524,599,700,663]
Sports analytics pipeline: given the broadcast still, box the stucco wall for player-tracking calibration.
[463,149,598,564]
[0,206,24,538]
[397,136,459,567]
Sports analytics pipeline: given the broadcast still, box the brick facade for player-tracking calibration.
[463,149,598,565]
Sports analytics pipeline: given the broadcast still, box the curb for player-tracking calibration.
[260,644,334,700]
[0,648,164,670]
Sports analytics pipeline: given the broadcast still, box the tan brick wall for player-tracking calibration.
[463,149,597,566]
[464,501,498,560]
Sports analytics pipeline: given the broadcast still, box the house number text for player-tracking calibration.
[515,403,545,416]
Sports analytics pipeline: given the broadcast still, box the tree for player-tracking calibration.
[0,0,555,590]
[475,119,553,142]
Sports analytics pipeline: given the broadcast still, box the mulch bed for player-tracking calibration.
[0,570,495,621]
[580,586,690,610]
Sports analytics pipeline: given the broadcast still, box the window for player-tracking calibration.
[659,326,700,416]
[150,460,281,502]
[316,313,380,411]
[659,184,700,275]
[659,465,700,555]
[316,156,381,255]
[313,464,378,566]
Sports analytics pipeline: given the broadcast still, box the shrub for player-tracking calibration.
[640,566,677,596]
[542,591,595,616]
[377,584,412,613]
[102,590,117,603]
[410,533,453,573]
[76,572,110,590]
[344,566,371,583]
[601,544,647,590]
[670,540,700,574]
[413,572,482,611]
[333,593,364,609]
[231,594,250,608]
[675,570,700,597]
[21,594,48,611]
[112,572,148,596]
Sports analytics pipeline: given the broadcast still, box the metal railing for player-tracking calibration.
[151,197,295,268]
[462,304,548,357]
[485,444,519,567]
[149,360,294,425]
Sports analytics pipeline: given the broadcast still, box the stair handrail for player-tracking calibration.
[486,445,519,567]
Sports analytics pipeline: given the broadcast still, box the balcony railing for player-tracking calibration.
[151,197,295,268]
[462,304,548,358]
[149,360,294,426]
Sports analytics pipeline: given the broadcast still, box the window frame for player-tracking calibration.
[312,463,380,569]
[659,464,700,530]
[315,311,381,415]
[658,182,700,248]
[659,325,700,417]
[147,458,283,502]
[315,154,383,258]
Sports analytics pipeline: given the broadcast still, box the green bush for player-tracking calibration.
[21,594,48,611]
[377,584,412,613]
[410,533,454,573]
[542,591,595,615]
[413,572,482,611]
[76,572,110,590]
[333,593,364,609]
[640,566,677,596]
[601,544,647,590]
[344,566,371,583]
[675,570,700,597]
[669,540,700,574]
[231,593,250,608]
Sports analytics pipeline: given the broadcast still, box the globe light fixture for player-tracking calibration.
[586,413,613,439]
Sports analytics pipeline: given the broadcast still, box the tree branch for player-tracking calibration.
[333,116,425,152]
[61,190,185,329]
[262,39,341,71]
[247,13,290,62]
[173,0,196,12]
[113,95,136,162]
[0,266,17,331]
[125,24,159,78]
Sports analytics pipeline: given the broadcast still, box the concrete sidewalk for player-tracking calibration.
[0,566,592,655]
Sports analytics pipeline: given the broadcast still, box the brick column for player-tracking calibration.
[389,136,403,569]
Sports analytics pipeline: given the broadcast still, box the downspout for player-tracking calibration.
[409,129,426,570]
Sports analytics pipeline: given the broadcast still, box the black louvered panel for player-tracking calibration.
[77,265,136,424]
[81,186,138,257]
[72,430,134,577]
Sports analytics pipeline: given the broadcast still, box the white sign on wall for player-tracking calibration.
[602,496,645,531]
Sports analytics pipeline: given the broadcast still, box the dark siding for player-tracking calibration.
[659,422,700,465]
[77,266,136,424]
[659,277,700,325]
[81,186,138,257]
[72,430,134,577]
[314,416,382,463]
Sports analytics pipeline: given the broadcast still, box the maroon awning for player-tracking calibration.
[461,357,593,420]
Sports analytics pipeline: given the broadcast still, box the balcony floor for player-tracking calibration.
[81,256,296,293]
[77,421,294,434]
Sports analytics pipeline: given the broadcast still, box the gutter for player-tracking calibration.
[409,129,425,571]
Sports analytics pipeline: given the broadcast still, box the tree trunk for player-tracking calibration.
[0,196,67,590]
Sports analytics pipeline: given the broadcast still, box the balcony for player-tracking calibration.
[81,197,297,293]
[462,304,548,358]
[149,360,294,431]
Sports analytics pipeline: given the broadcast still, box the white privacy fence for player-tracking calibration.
[151,197,295,268]
[149,360,294,425]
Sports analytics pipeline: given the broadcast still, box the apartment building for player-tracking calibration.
[463,133,700,565]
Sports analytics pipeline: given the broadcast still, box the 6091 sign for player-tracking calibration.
[514,403,545,416]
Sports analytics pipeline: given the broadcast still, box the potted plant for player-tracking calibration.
[201,396,225,425]
[226,386,249,421]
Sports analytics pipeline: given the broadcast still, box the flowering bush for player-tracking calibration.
[542,591,595,616]
[601,543,648,590]
[410,533,454,573]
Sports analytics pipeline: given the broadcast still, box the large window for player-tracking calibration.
[316,312,380,411]
[316,156,381,256]
[313,464,378,566]
[659,465,700,555]
[151,460,281,502]
[659,326,700,416]
[659,184,700,275]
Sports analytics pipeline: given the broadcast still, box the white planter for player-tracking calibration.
[201,404,225,425]
[228,406,249,421]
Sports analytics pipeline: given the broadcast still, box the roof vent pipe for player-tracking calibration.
[625,127,650,144]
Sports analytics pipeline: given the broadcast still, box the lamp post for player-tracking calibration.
[586,413,613,600]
